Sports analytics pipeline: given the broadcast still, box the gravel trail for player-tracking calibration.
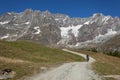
[27,49,101,80]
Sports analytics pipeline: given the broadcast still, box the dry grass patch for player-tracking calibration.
[103,77,117,80]
[0,56,31,63]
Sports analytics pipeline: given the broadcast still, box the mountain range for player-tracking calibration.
[0,9,120,54]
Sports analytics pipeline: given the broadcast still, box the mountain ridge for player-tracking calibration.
[0,9,120,54]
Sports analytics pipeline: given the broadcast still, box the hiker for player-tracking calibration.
[86,54,89,62]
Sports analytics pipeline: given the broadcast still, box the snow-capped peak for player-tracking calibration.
[7,12,12,15]
[93,13,103,18]
[33,26,41,34]
[102,16,111,24]
[84,21,90,25]
[24,21,30,24]
[93,29,117,43]
[0,21,10,25]
[0,34,9,39]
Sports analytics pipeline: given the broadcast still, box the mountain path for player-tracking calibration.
[26,49,102,80]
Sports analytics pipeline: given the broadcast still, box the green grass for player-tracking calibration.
[0,40,84,80]
[0,40,84,63]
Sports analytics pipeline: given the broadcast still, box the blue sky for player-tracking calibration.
[0,0,120,18]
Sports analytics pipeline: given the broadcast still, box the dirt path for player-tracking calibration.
[26,49,101,80]
[62,49,95,63]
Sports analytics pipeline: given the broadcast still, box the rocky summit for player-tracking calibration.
[0,9,120,51]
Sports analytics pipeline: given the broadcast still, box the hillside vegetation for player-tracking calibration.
[0,40,84,80]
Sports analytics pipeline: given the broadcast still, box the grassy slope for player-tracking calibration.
[73,49,120,80]
[74,49,120,75]
[0,41,84,80]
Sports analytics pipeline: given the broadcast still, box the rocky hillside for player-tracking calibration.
[97,34,120,57]
[0,9,120,50]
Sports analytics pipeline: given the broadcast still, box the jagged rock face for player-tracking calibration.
[0,9,120,47]
[76,14,120,44]
[66,29,77,45]
[17,10,61,45]
[98,34,120,53]
[0,9,61,45]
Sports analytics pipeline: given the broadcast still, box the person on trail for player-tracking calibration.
[86,54,89,62]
